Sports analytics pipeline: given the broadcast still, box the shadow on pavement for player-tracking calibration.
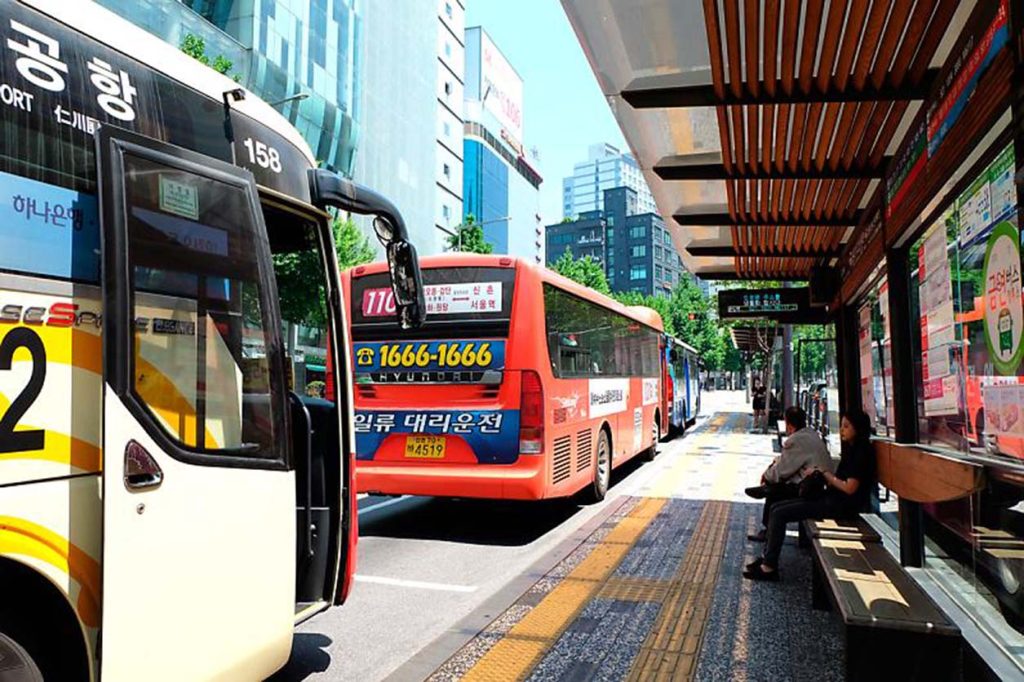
[266,633,332,681]
[361,456,648,546]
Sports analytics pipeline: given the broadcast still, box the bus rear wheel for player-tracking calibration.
[0,632,43,682]
[641,416,660,461]
[586,429,612,503]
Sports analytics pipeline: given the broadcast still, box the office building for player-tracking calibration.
[355,0,462,257]
[462,27,543,263]
[435,1,465,246]
[546,210,605,265]
[562,143,656,219]
[99,0,361,174]
[546,186,685,297]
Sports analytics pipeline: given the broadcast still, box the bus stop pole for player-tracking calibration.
[886,248,924,568]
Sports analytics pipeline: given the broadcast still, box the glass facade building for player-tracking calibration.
[463,137,510,253]
[562,143,656,219]
[96,0,361,174]
[547,186,685,297]
[462,27,543,263]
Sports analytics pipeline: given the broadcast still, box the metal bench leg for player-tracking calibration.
[811,557,831,611]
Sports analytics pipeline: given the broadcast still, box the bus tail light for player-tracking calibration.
[519,370,544,454]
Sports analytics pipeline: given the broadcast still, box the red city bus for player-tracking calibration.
[342,254,664,501]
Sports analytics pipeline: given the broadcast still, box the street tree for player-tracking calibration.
[180,33,241,82]
[446,214,494,254]
[664,276,726,371]
[550,247,611,295]
[612,290,676,336]
[275,213,374,327]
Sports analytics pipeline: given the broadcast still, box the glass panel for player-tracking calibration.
[904,142,1024,669]
[124,152,280,456]
[855,272,895,438]
[909,144,1023,457]
[543,285,659,379]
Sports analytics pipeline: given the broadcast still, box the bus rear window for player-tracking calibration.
[350,267,515,340]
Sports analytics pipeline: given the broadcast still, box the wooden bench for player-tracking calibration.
[807,524,961,680]
[801,517,881,545]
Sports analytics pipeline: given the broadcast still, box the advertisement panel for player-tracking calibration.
[479,31,523,147]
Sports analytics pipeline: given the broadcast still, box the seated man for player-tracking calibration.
[746,406,832,542]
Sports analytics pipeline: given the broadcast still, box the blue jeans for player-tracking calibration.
[762,497,842,568]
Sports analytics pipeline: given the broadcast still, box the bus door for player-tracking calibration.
[96,126,295,679]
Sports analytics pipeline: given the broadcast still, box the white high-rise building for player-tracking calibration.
[562,143,656,219]
[435,0,466,244]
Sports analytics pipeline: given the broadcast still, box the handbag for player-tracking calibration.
[798,470,828,500]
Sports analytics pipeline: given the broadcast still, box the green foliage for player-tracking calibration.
[611,290,675,336]
[446,214,494,254]
[334,212,377,268]
[275,214,374,327]
[793,324,835,383]
[550,247,611,295]
[180,33,242,83]
[664,275,726,371]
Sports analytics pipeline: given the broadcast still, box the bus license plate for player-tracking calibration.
[405,435,446,459]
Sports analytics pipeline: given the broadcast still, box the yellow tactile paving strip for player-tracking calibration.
[461,497,666,682]
[449,411,752,682]
[596,576,671,603]
[626,500,732,681]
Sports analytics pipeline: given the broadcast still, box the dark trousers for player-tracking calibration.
[761,483,800,528]
[763,497,843,568]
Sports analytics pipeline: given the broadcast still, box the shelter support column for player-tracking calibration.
[886,248,924,568]
[782,324,793,408]
[835,304,859,417]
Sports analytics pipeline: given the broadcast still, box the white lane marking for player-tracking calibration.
[357,493,368,500]
[359,495,411,515]
[354,575,478,593]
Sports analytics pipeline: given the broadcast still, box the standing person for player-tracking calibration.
[746,406,832,542]
[751,378,767,430]
[744,409,876,581]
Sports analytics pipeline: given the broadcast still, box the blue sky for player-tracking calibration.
[465,0,627,224]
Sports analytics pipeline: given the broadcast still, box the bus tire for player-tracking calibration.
[641,413,660,461]
[0,632,43,682]
[0,559,89,682]
[586,428,612,503]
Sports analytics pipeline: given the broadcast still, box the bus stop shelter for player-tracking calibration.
[563,1,1024,677]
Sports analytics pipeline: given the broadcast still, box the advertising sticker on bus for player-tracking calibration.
[362,281,503,317]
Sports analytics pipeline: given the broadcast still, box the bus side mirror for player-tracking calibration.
[308,169,426,329]
[386,239,426,329]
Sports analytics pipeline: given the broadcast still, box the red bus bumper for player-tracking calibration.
[356,456,547,500]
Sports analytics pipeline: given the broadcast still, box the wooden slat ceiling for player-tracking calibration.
[688,0,959,279]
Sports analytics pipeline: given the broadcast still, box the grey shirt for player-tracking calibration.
[764,427,833,484]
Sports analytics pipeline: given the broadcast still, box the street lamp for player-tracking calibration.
[268,91,310,107]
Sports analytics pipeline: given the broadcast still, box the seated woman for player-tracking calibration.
[743,409,876,581]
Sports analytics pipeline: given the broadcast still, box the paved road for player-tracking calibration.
[271,391,751,681]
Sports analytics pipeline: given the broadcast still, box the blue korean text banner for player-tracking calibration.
[0,171,100,281]
[353,339,505,373]
[355,409,520,464]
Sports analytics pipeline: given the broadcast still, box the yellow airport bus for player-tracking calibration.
[0,1,424,679]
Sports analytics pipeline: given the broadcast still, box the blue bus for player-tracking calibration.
[664,336,701,437]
